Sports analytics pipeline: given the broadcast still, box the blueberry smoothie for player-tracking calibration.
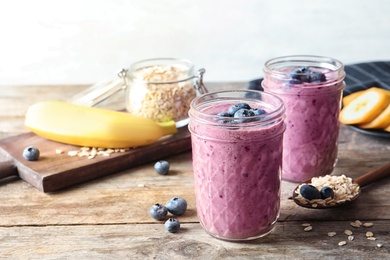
[262,56,345,182]
[189,90,285,241]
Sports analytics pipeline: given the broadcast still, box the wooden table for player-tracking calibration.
[1,83,389,259]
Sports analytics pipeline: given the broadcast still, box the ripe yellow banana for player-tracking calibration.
[25,100,177,148]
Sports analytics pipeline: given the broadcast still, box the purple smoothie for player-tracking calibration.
[189,90,285,240]
[262,56,345,182]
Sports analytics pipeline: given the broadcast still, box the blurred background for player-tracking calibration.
[1,0,390,86]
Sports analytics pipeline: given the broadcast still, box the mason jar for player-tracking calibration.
[262,55,346,182]
[126,58,206,128]
[188,90,285,241]
[70,58,207,128]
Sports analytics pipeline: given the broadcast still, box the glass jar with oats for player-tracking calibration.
[125,58,207,127]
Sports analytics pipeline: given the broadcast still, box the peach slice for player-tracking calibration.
[339,87,390,125]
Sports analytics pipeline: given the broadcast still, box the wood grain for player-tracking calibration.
[1,83,390,259]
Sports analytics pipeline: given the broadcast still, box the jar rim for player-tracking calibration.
[263,55,345,90]
[128,58,196,84]
[189,89,285,129]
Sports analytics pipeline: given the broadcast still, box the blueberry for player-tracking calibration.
[320,186,334,199]
[217,112,232,117]
[149,203,168,220]
[22,146,40,161]
[165,218,180,233]
[250,108,266,116]
[234,108,255,118]
[154,160,170,175]
[233,108,256,123]
[227,103,251,115]
[290,67,310,83]
[166,197,187,215]
[289,67,326,84]
[310,70,326,83]
[299,184,321,200]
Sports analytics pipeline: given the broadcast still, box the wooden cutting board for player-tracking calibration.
[0,127,191,193]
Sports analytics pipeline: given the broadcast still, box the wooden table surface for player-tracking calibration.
[1,83,390,260]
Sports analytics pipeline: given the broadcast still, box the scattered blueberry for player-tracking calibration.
[149,203,168,220]
[165,218,180,233]
[166,197,188,215]
[320,186,334,199]
[299,184,321,200]
[22,146,40,161]
[154,160,170,175]
[289,67,327,84]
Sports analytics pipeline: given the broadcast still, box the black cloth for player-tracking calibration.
[248,61,390,96]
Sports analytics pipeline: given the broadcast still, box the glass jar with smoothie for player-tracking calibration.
[262,55,345,182]
[189,90,285,241]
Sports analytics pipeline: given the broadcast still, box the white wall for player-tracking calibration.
[1,0,390,85]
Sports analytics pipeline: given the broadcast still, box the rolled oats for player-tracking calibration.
[295,175,360,207]
[60,147,129,159]
[344,229,353,236]
[127,64,196,123]
[338,241,347,246]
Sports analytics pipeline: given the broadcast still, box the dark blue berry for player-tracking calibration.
[289,67,326,84]
[250,108,266,116]
[227,103,251,115]
[23,146,40,161]
[233,108,256,123]
[310,70,326,83]
[149,203,168,220]
[290,67,311,83]
[154,160,170,175]
[320,186,334,199]
[165,218,180,233]
[234,108,255,118]
[166,197,187,215]
[299,184,321,200]
[217,112,231,117]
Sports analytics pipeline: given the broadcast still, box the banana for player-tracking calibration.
[359,103,390,129]
[25,100,177,148]
[339,87,390,125]
[342,90,364,107]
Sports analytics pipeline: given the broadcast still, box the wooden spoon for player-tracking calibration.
[292,163,390,209]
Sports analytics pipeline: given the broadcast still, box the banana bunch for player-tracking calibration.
[339,87,390,131]
[25,101,177,148]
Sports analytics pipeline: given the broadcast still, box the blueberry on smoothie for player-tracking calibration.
[250,108,266,116]
[227,103,251,116]
[290,67,311,83]
[299,184,321,200]
[289,67,326,84]
[310,70,327,83]
[233,108,256,123]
